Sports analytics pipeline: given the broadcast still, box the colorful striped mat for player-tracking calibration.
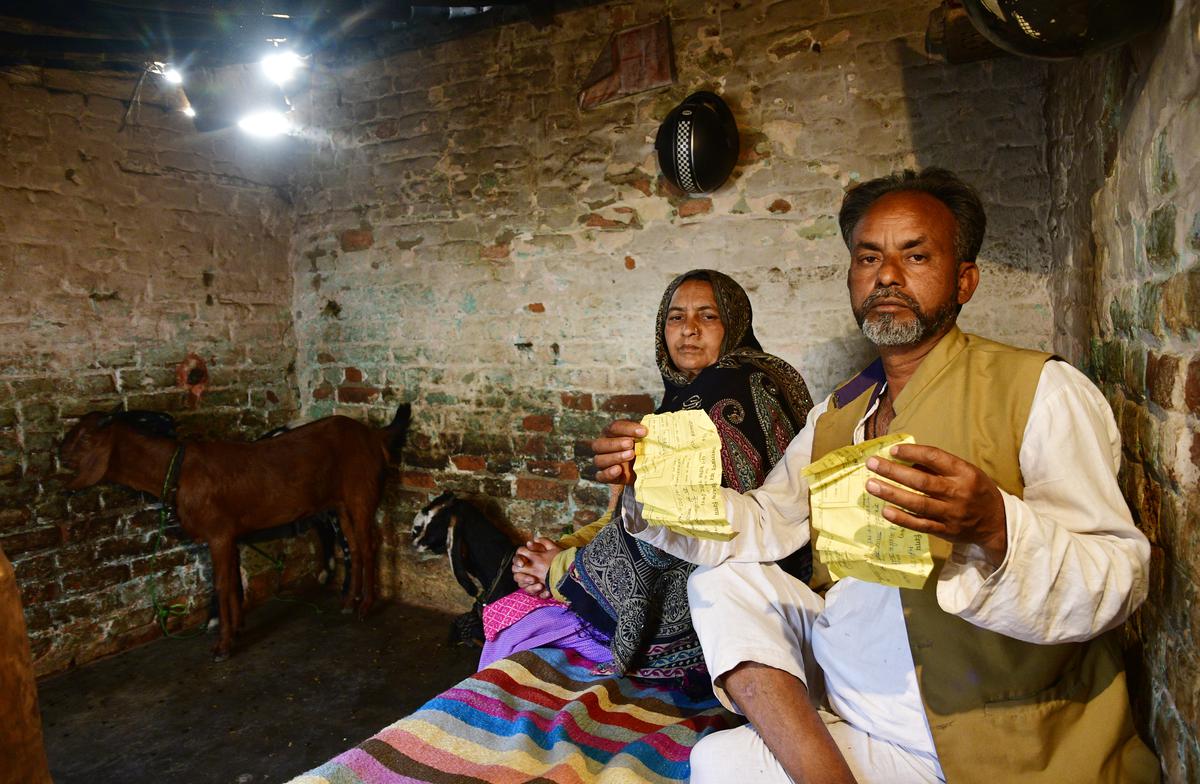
[287,647,738,783]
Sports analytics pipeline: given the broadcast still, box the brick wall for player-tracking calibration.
[286,0,1054,608]
[0,66,303,674]
[1,0,1064,676]
[1045,1,1200,778]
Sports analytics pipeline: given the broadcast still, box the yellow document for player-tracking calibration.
[801,433,933,589]
[633,410,735,541]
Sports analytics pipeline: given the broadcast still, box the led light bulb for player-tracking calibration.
[261,51,303,86]
[237,110,291,137]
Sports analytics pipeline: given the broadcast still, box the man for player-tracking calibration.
[591,169,1159,783]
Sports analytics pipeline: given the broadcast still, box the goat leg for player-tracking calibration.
[209,537,237,662]
[349,500,377,618]
[338,507,360,614]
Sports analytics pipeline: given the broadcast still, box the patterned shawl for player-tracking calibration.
[559,270,813,686]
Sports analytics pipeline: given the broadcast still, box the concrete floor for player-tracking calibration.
[37,595,480,784]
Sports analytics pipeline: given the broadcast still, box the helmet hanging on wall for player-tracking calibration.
[655,91,739,195]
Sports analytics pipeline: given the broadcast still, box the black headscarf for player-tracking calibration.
[559,270,814,685]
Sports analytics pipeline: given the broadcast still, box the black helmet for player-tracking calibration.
[655,91,739,195]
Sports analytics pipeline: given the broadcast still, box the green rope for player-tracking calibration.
[149,446,204,639]
[246,542,325,614]
[247,542,286,572]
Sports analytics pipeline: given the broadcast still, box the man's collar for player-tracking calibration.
[831,325,967,410]
[891,325,967,416]
[831,357,886,409]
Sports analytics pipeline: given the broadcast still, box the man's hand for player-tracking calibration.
[865,443,1008,565]
[512,537,562,598]
[590,419,646,484]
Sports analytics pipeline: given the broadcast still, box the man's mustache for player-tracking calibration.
[861,287,921,313]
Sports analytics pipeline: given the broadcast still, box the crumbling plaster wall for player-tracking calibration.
[0,67,303,674]
[1045,0,1200,777]
[286,0,1054,610]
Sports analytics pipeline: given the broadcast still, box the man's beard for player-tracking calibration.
[853,287,958,347]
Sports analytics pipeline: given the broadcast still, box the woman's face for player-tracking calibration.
[665,279,725,381]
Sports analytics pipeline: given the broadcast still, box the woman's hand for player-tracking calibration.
[512,537,563,598]
[591,419,647,484]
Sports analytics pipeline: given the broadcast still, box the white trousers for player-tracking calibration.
[687,562,942,784]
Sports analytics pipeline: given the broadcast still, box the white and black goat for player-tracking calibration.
[411,491,521,645]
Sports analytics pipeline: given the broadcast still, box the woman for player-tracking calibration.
[481,269,813,689]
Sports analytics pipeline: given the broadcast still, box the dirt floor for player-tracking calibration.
[37,595,480,784]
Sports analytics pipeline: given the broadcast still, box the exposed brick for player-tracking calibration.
[344,366,364,383]
[585,213,632,230]
[451,454,486,471]
[1186,356,1200,416]
[526,460,580,480]
[521,435,547,455]
[572,483,611,509]
[62,563,131,594]
[0,526,61,556]
[516,477,568,502]
[527,303,546,313]
[9,552,56,583]
[573,510,601,526]
[339,228,374,252]
[481,243,511,260]
[624,255,636,270]
[1146,352,1180,409]
[0,508,31,531]
[19,580,62,605]
[600,394,655,414]
[560,392,593,411]
[401,471,436,489]
[522,414,553,432]
[337,385,379,403]
[313,382,334,401]
[93,534,153,563]
[678,198,713,218]
[768,198,792,213]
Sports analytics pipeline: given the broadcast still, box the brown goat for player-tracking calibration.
[60,404,411,660]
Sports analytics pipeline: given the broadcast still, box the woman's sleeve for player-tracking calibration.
[556,515,610,549]
[547,547,576,602]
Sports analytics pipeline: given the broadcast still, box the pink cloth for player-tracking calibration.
[482,590,567,641]
[478,602,612,671]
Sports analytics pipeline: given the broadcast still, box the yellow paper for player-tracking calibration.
[633,410,735,541]
[801,433,933,589]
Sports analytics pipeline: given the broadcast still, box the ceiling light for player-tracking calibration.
[237,110,291,137]
[261,51,303,86]
[163,67,183,84]
[182,106,196,118]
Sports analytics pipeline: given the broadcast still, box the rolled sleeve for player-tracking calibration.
[621,399,826,566]
[936,361,1150,643]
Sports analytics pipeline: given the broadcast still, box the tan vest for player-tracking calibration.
[811,327,1158,783]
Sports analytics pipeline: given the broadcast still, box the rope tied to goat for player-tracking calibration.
[148,445,204,639]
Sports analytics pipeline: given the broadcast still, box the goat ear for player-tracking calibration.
[65,426,114,490]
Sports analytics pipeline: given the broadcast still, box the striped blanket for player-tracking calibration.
[288,647,738,783]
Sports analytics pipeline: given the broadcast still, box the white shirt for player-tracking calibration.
[624,360,1150,762]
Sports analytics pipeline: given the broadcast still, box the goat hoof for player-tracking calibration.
[212,650,231,663]
[206,618,220,634]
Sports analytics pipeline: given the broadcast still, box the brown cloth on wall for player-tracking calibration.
[0,545,52,784]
